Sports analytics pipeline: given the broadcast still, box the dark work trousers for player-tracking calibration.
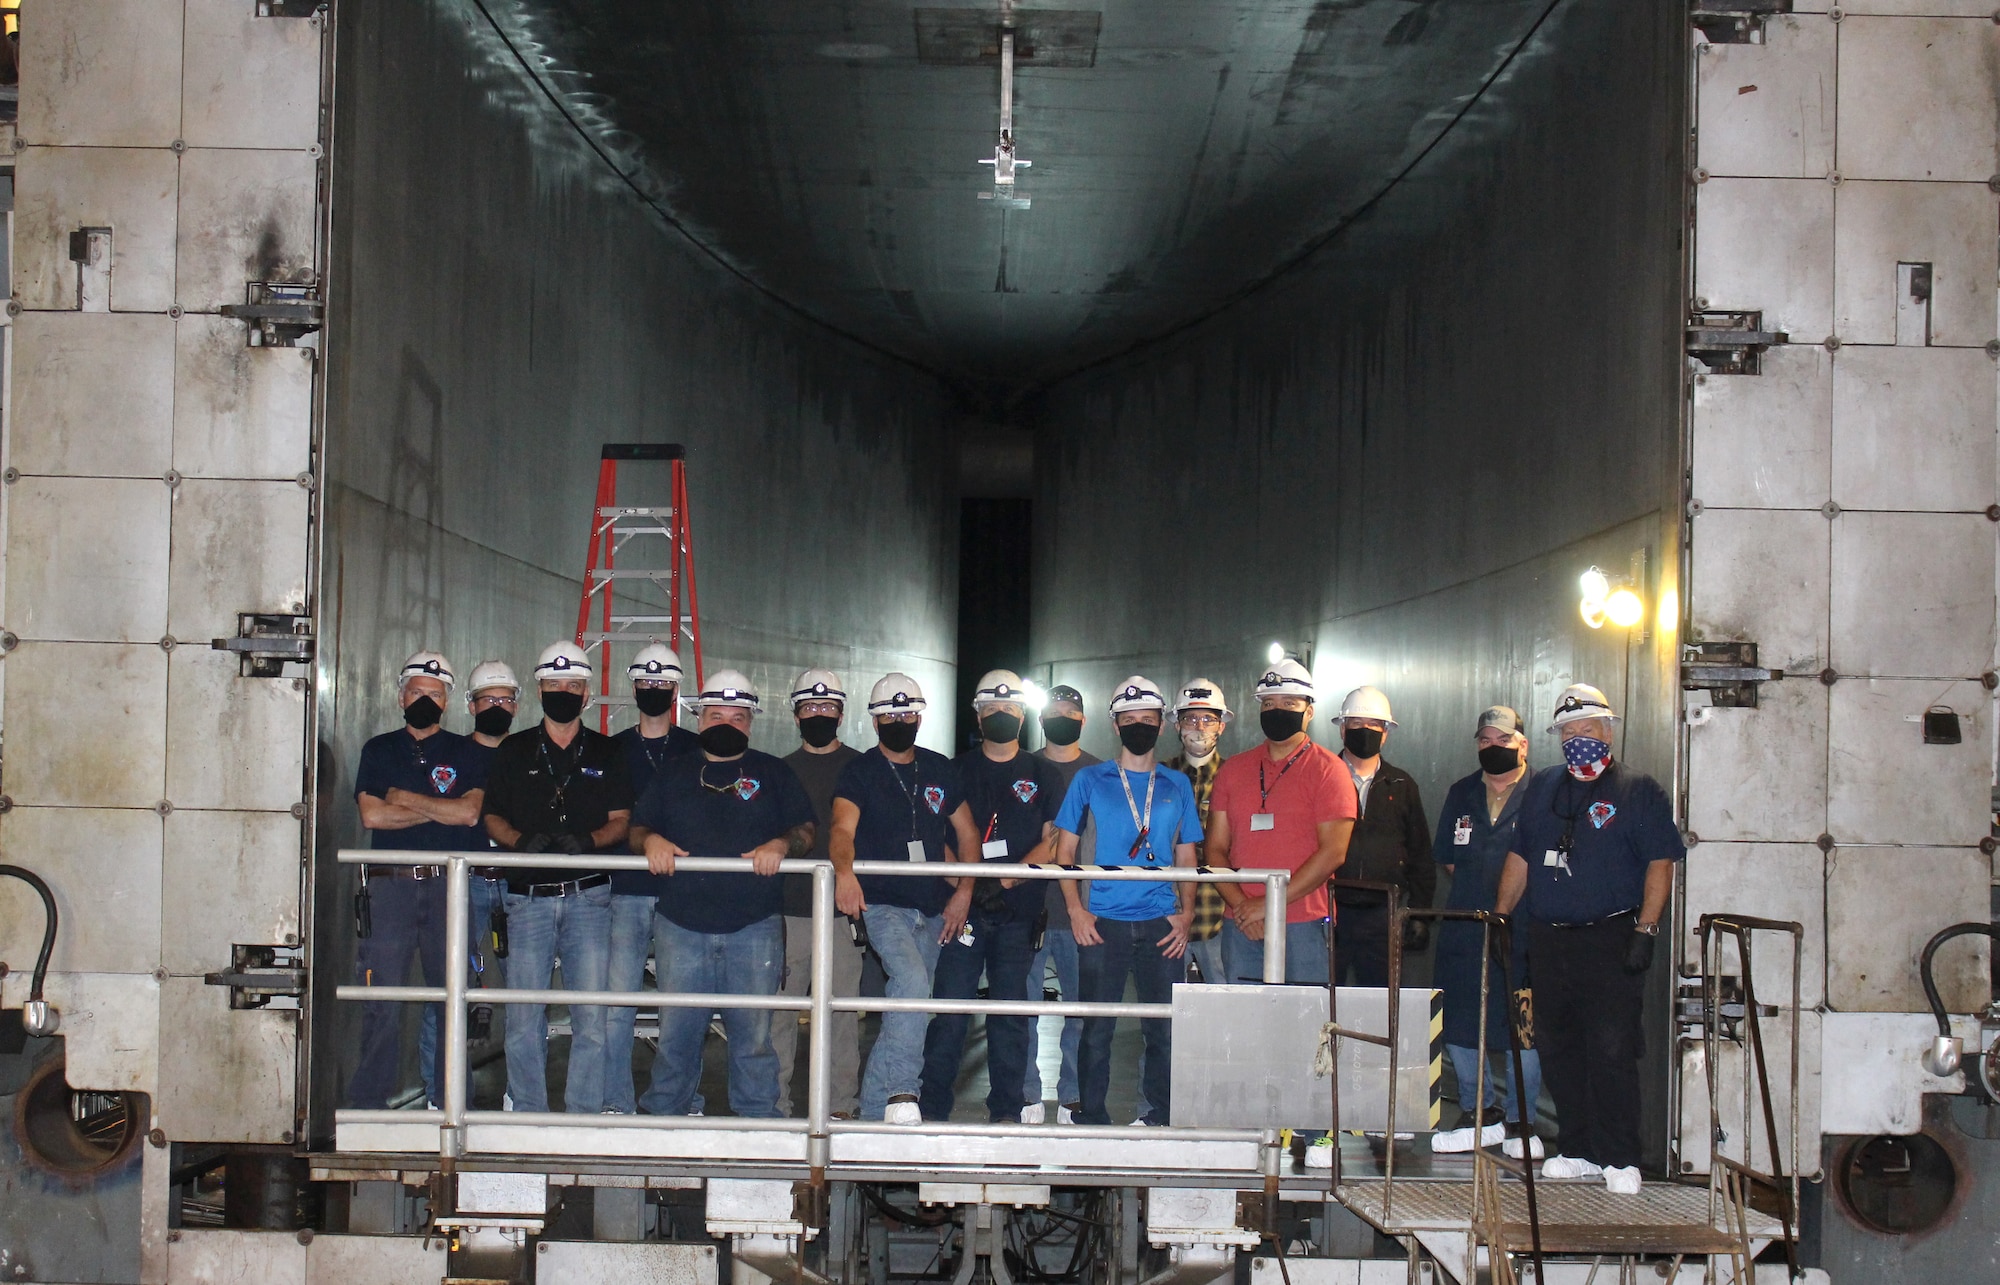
[1528,917,1646,1170]
[348,876,447,1109]
[1332,900,1391,987]
[1077,917,1177,1126]
[920,907,1037,1122]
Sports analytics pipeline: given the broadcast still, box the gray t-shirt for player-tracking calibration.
[1036,748,1102,920]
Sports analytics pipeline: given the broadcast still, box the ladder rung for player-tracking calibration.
[612,527,674,537]
[598,506,675,518]
[578,632,687,645]
[610,615,684,624]
[586,569,676,581]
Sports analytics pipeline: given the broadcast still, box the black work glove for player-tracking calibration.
[553,833,589,856]
[1401,919,1430,953]
[1623,929,1656,974]
[516,832,554,855]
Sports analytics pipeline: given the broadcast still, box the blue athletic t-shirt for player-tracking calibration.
[633,748,816,933]
[1511,762,1685,925]
[354,728,488,853]
[612,723,702,894]
[955,747,1065,918]
[834,747,966,916]
[1053,762,1203,922]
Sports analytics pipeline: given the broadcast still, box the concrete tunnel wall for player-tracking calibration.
[307,0,961,1130]
[1026,0,1687,1161]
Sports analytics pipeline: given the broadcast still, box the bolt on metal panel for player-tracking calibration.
[1686,687,1830,843]
[1831,345,1998,510]
[160,811,302,976]
[1828,679,1994,845]
[0,969,159,1093]
[12,146,180,313]
[0,806,163,976]
[165,478,310,639]
[1820,1011,1976,1135]
[1676,1010,1823,1180]
[17,0,185,149]
[164,649,308,812]
[9,311,176,476]
[1835,16,2000,183]
[4,475,171,641]
[1832,181,1998,347]
[1683,843,1828,1007]
[1696,14,1835,179]
[1830,511,1996,677]
[166,1228,307,1285]
[182,0,325,151]
[172,315,315,478]
[174,148,318,314]
[1690,344,1832,509]
[0,643,167,807]
[1689,508,1830,667]
[1828,846,1990,1012]
[1695,177,1834,342]
[156,975,297,1142]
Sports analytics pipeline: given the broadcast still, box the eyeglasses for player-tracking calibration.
[471,694,518,710]
[877,712,921,724]
[1178,713,1223,730]
[797,701,842,718]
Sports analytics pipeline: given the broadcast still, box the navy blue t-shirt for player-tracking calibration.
[1511,763,1685,925]
[955,747,1063,918]
[611,723,701,894]
[354,728,488,853]
[634,749,816,933]
[835,747,966,916]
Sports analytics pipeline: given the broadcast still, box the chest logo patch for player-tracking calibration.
[734,777,761,802]
[581,766,604,778]
[923,785,946,814]
[1587,801,1618,830]
[1012,779,1039,804]
[430,765,458,795]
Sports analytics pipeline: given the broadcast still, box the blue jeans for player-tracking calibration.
[1219,918,1332,986]
[1447,1043,1543,1126]
[859,904,943,1120]
[418,874,502,1107]
[1023,926,1082,1107]
[921,909,1036,1122]
[1077,917,1176,1126]
[602,893,659,1113]
[348,877,446,1109]
[640,914,784,1117]
[501,881,614,1113]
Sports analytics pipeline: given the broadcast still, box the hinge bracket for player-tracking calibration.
[213,612,314,677]
[220,282,324,348]
[204,944,305,1010]
[1682,641,1782,709]
[1688,310,1787,376]
[1692,0,1793,45]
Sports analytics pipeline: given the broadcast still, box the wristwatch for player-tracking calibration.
[1635,921,1660,936]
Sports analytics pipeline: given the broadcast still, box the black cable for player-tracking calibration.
[0,865,58,1002]
[1921,922,2000,1040]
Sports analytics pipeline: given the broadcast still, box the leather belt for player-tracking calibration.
[506,872,611,898]
[1546,907,1636,930]
[366,864,442,880]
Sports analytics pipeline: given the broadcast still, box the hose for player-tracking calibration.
[0,864,58,1004]
[1919,921,2000,1040]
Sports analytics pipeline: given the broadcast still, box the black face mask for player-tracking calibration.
[699,724,750,757]
[979,711,1023,744]
[1259,707,1305,743]
[541,690,585,725]
[877,720,920,753]
[473,706,514,738]
[1117,721,1161,755]
[1343,726,1385,758]
[633,687,676,717]
[798,714,840,748]
[1478,745,1521,775]
[403,696,442,729]
[1040,715,1083,746]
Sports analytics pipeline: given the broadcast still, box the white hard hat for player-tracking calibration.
[533,641,593,681]
[790,668,848,710]
[1253,659,1314,702]
[1107,675,1167,715]
[464,659,519,701]
[867,672,928,715]
[1174,678,1232,720]
[972,669,1029,709]
[398,650,455,691]
[626,643,683,685]
[690,668,760,711]
[1548,683,1620,733]
[1340,685,1397,727]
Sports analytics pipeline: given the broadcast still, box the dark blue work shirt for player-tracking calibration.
[611,723,701,894]
[634,749,815,934]
[955,747,1064,919]
[354,727,487,853]
[835,747,966,916]
[1512,763,1685,926]
[1432,769,1528,1047]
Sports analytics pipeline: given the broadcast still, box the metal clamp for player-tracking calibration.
[213,613,315,677]
[1682,641,1783,709]
[1688,310,1788,375]
[221,283,324,348]
[1691,0,1793,45]
[203,944,306,1010]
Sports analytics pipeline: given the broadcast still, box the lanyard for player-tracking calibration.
[641,734,672,777]
[1117,766,1158,862]
[887,755,924,840]
[407,729,433,773]
[538,733,584,828]
[1550,771,1606,856]
[1257,743,1309,811]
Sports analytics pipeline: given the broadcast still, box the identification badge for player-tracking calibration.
[958,922,976,946]
[1543,849,1562,867]
[982,839,1009,859]
[1453,817,1473,846]
[1250,813,1276,832]
[907,840,927,862]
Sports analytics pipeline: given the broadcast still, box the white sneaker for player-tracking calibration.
[1303,1137,1336,1168]
[1020,1103,1046,1125]
[1130,1117,1148,1127]
[1502,1134,1546,1160]
[1541,1155,1603,1180]
[1603,1165,1642,1195]
[1430,1122,1506,1154]
[884,1099,922,1125]
[1057,1105,1077,1125]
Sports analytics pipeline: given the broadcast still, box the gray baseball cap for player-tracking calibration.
[1476,705,1525,736]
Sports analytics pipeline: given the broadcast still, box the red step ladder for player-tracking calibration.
[573,443,705,734]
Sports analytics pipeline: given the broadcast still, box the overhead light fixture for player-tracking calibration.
[1267,641,1286,666]
[976,24,1032,204]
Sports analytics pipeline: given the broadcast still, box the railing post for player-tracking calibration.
[442,855,470,1159]
[1262,873,1288,982]
[807,862,834,1179]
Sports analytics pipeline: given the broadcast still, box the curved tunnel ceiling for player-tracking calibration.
[480,0,1561,391]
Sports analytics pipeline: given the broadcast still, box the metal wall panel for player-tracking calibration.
[1831,345,1998,511]
[1827,679,1992,844]
[1694,15,1834,180]
[1681,842,1826,1007]
[12,146,179,313]
[165,479,312,639]
[1693,178,1833,341]
[1828,512,1995,676]
[1835,17,2000,182]
[17,0,183,149]
[173,318,316,478]
[1686,686,1828,842]
[167,1229,307,1285]
[1675,1011,1823,1180]
[181,0,325,152]
[0,969,159,1093]
[1827,846,1989,1010]
[175,149,318,313]
[536,1240,718,1284]
[9,311,176,476]
[1840,1,2000,14]
[1832,181,1996,347]
[1820,1011,1974,1134]
[0,642,167,808]
[156,976,296,1143]
[1687,508,1829,667]
[164,650,308,812]
[0,806,162,975]
[1689,347,1832,509]
[160,811,301,976]
[4,475,171,641]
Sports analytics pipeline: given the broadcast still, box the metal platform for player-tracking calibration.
[1338,1175,1780,1255]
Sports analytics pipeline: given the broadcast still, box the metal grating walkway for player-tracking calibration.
[1337,1178,1783,1255]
